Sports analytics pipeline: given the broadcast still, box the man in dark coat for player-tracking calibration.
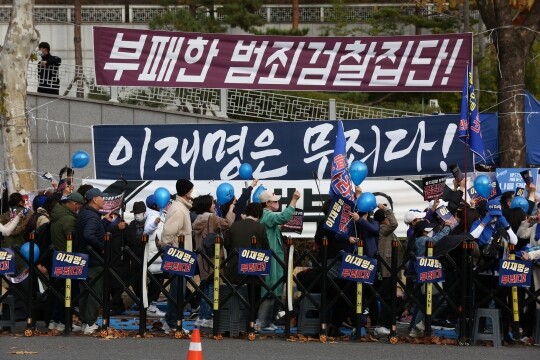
[76,188,111,335]
[37,42,61,95]
[224,203,269,313]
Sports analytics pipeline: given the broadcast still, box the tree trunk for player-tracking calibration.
[495,27,530,167]
[0,0,39,194]
[292,0,299,30]
[74,0,84,98]
[477,0,540,168]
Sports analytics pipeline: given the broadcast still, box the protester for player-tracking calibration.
[192,194,235,328]
[160,179,194,334]
[255,189,300,332]
[141,196,166,318]
[0,207,23,236]
[48,192,84,332]
[0,193,34,271]
[408,218,452,337]
[76,187,111,335]
[372,204,398,337]
[37,41,61,95]
[516,209,540,342]
[106,211,129,315]
[224,202,269,285]
[312,198,358,335]
[350,206,380,330]
[76,184,94,201]
[469,198,517,344]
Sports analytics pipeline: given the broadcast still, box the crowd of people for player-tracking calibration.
[0,173,539,345]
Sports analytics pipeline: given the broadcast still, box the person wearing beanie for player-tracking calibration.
[176,179,194,197]
[160,178,194,333]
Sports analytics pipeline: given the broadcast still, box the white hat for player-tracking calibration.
[259,190,281,203]
[404,210,427,225]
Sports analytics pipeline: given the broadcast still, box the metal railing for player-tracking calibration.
[27,62,422,122]
[0,3,468,24]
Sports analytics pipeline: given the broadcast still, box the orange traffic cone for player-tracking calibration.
[187,328,203,360]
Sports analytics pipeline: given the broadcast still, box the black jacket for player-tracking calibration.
[37,52,61,94]
[76,205,110,266]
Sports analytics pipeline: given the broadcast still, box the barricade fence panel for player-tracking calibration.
[1,232,538,342]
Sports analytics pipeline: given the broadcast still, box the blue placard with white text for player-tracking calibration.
[339,253,377,284]
[238,248,271,276]
[416,257,445,283]
[0,248,15,275]
[498,259,532,287]
[161,246,197,278]
[496,168,538,194]
[51,251,89,280]
[323,195,356,235]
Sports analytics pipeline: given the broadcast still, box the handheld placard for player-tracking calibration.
[520,169,533,186]
[449,164,464,182]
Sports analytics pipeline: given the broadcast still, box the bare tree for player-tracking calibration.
[476,0,540,167]
[0,0,39,194]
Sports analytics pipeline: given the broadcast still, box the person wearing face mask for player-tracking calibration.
[160,179,194,334]
[254,189,301,332]
[37,42,61,95]
[125,202,147,311]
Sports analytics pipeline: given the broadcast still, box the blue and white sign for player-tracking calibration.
[496,168,539,195]
[498,259,532,287]
[416,257,445,283]
[0,248,15,275]
[51,251,89,280]
[93,117,475,180]
[339,253,378,284]
[237,248,271,276]
[161,246,197,278]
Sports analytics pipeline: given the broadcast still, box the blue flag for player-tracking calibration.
[330,120,354,200]
[458,64,486,160]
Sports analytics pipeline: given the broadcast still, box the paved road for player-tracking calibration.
[1,331,538,360]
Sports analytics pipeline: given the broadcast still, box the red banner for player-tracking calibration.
[93,27,472,92]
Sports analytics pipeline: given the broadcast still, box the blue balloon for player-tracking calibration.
[350,160,368,185]
[20,242,40,262]
[153,187,171,210]
[252,185,267,203]
[71,150,90,169]
[356,192,377,212]
[216,182,235,205]
[511,196,529,213]
[474,175,492,198]
[239,163,253,180]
